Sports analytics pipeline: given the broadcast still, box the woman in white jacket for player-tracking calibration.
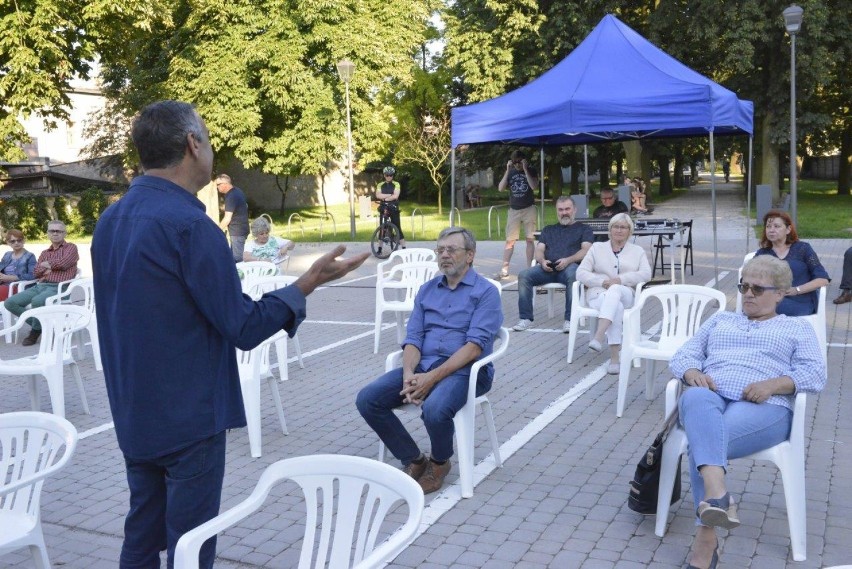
[576,213,651,374]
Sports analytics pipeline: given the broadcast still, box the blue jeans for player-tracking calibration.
[121,431,226,569]
[679,387,792,516]
[517,264,577,321]
[229,234,247,263]
[356,362,492,464]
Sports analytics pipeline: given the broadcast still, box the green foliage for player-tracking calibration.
[77,187,109,234]
[0,196,52,238]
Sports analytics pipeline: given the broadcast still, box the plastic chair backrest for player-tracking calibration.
[173,455,424,569]
[376,248,436,279]
[47,277,95,311]
[385,261,439,304]
[237,261,279,279]
[19,305,90,365]
[632,284,726,352]
[245,275,299,300]
[0,411,77,521]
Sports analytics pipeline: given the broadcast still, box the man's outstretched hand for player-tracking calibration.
[294,245,370,296]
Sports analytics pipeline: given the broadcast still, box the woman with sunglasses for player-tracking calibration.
[755,209,829,316]
[669,255,825,569]
[0,229,36,301]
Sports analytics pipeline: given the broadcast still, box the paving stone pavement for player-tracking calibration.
[1,176,850,568]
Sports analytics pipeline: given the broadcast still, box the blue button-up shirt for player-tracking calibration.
[403,269,503,378]
[92,175,306,460]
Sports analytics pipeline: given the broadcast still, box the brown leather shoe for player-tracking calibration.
[834,290,852,305]
[22,330,41,346]
[418,459,451,494]
[402,459,427,481]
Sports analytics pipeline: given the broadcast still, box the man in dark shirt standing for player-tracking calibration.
[513,196,593,333]
[216,173,249,262]
[495,150,538,279]
[92,100,367,568]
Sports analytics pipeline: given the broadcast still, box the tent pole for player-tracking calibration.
[450,147,456,227]
[710,132,718,287]
[746,136,754,252]
[539,146,545,229]
[583,145,589,197]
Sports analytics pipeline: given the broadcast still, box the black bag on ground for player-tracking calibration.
[628,409,682,514]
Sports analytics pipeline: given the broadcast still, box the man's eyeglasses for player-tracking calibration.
[601,195,615,200]
[737,282,779,296]
[47,229,65,234]
[435,246,467,256]
[6,239,22,244]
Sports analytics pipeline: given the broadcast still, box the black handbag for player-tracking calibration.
[628,408,682,514]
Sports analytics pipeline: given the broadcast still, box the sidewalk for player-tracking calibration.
[1,179,850,569]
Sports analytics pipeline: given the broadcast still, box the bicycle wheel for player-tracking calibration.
[371,222,400,259]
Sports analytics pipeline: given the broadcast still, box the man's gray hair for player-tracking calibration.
[47,220,66,230]
[743,255,793,291]
[555,195,575,206]
[131,100,206,170]
[600,187,615,196]
[250,216,271,236]
[438,226,476,251]
[215,173,232,184]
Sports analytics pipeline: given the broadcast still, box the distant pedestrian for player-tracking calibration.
[216,174,249,262]
[832,246,851,305]
[722,159,730,183]
[375,166,406,249]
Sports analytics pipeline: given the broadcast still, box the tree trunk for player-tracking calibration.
[570,154,580,194]
[839,121,851,196]
[275,175,290,215]
[673,146,684,187]
[598,146,611,187]
[640,143,654,199]
[757,113,781,202]
[623,140,642,178]
[657,158,672,195]
[547,159,563,198]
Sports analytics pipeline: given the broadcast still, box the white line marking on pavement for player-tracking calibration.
[827,343,851,349]
[79,421,114,439]
[305,320,377,326]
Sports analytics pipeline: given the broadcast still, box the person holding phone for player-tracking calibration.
[513,196,593,333]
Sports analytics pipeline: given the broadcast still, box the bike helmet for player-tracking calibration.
[382,166,396,176]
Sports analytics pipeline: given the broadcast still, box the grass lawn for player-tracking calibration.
[746,179,851,239]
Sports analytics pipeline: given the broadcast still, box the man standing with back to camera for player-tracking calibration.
[215,173,249,262]
[92,100,368,568]
[495,150,538,279]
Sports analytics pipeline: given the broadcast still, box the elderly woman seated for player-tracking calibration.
[576,212,651,374]
[243,216,295,270]
[668,255,825,569]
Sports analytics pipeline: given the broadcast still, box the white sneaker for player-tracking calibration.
[494,270,510,279]
[562,321,571,333]
[588,338,603,353]
[513,319,532,331]
[607,362,620,375]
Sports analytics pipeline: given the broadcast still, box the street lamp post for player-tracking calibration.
[783,5,803,225]
[336,59,356,239]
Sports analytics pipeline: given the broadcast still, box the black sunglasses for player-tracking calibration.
[737,282,779,296]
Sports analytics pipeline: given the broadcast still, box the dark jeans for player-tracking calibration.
[121,431,226,569]
[229,233,247,263]
[517,264,577,321]
[841,246,852,291]
[356,363,492,464]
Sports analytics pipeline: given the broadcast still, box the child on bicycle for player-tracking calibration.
[376,166,406,249]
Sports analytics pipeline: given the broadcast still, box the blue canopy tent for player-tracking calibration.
[450,14,755,280]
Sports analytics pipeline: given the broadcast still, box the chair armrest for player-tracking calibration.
[664,378,682,417]
[9,279,37,295]
[386,350,403,373]
[468,328,510,387]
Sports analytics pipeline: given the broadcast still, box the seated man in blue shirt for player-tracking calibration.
[513,196,593,333]
[357,227,503,494]
[92,100,368,569]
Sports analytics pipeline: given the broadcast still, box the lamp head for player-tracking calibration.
[783,5,803,34]
[336,59,355,83]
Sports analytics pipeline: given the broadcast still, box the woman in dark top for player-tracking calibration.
[0,229,37,301]
[754,210,829,316]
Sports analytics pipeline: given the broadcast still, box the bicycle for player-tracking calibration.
[370,200,401,259]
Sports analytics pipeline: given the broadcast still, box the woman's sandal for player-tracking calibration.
[697,492,740,530]
[686,546,719,569]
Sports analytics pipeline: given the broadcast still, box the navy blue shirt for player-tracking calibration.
[92,175,306,459]
[224,186,249,236]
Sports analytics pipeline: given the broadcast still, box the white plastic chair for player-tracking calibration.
[237,261,279,292]
[236,331,290,458]
[245,275,305,381]
[654,379,808,561]
[0,411,78,569]
[735,252,827,363]
[45,277,102,371]
[378,326,509,498]
[2,279,36,343]
[529,259,566,319]
[0,305,91,418]
[376,248,436,280]
[616,284,726,417]
[565,281,644,364]
[373,261,439,354]
[173,454,424,569]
